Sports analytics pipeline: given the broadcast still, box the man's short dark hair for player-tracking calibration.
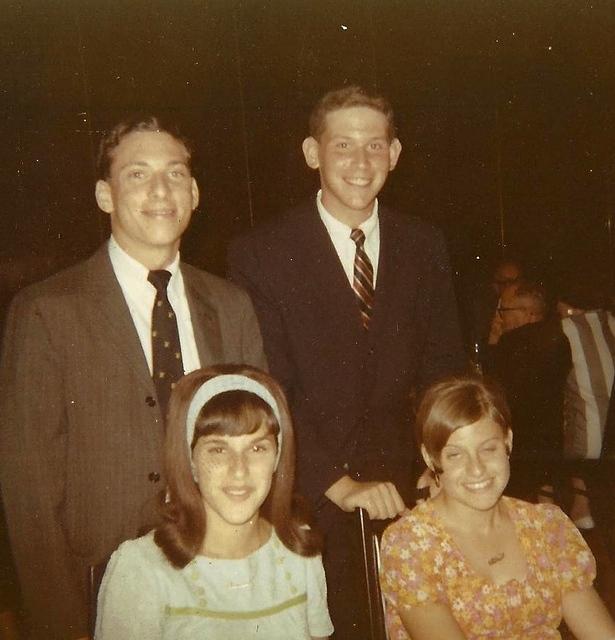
[96,115,193,180]
[308,85,396,141]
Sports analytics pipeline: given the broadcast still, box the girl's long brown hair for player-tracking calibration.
[154,364,321,567]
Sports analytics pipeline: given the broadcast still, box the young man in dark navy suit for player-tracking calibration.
[229,86,465,638]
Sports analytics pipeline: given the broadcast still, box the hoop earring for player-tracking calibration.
[434,472,440,488]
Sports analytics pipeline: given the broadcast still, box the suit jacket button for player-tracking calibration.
[145,396,156,407]
[148,472,161,483]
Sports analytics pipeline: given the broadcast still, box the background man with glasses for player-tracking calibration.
[486,281,571,500]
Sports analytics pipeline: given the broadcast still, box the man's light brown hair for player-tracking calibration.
[308,85,397,141]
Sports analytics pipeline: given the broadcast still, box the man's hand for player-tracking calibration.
[325,475,405,520]
[488,310,503,345]
[416,468,440,501]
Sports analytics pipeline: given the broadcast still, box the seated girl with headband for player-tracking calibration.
[380,375,615,640]
[95,365,333,639]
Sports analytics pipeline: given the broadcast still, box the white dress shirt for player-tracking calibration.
[107,236,201,375]
[316,190,380,287]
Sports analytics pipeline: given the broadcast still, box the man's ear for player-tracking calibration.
[190,178,200,210]
[302,137,320,170]
[95,180,114,214]
[421,444,435,471]
[505,429,513,455]
[388,138,402,171]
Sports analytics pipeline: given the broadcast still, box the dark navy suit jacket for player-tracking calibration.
[228,201,465,513]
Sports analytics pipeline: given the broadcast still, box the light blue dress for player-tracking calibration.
[95,530,333,639]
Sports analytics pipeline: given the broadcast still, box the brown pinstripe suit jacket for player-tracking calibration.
[0,243,266,638]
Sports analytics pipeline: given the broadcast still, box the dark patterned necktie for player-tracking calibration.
[350,228,374,330]
[148,270,184,417]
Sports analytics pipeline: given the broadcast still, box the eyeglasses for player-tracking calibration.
[497,306,525,316]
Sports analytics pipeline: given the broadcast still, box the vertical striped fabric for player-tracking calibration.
[561,310,615,458]
[350,228,374,330]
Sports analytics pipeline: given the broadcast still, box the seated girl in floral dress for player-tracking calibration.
[380,375,615,640]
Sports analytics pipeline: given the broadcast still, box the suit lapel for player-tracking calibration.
[297,204,416,344]
[182,265,223,367]
[370,209,395,334]
[85,249,222,383]
[84,246,154,390]
[293,205,365,336]
[367,208,423,376]
[370,209,407,334]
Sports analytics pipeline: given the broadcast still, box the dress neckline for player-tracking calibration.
[422,496,532,588]
[195,528,276,564]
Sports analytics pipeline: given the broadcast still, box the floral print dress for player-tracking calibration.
[380,497,595,639]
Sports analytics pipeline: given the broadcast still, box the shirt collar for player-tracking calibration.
[108,235,180,283]
[316,189,379,239]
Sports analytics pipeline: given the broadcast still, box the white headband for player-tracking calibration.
[186,374,283,469]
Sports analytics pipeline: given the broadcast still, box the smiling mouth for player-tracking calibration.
[345,177,371,186]
[223,487,252,500]
[464,479,493,491]
[144,208,176,216]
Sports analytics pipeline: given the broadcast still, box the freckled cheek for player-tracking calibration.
[245,455,272,472]
[194,457,229,482]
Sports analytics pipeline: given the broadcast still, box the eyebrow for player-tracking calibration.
[118,159,189,171]
[200,433,274,445]
[330,134,388,141]
[443,436,503,449]
[200,436,228,445]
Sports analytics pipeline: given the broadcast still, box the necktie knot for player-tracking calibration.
[148,270,172,294]
[350,228,366,248]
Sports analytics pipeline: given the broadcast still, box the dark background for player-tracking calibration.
[1,0,614,329]
[1,0,615,620]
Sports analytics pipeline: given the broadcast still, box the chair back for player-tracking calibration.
[88,558,109,637]
[357,508,389,640]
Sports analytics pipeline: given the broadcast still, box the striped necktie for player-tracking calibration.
[350,228,374,330]
[148,269,184,418]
